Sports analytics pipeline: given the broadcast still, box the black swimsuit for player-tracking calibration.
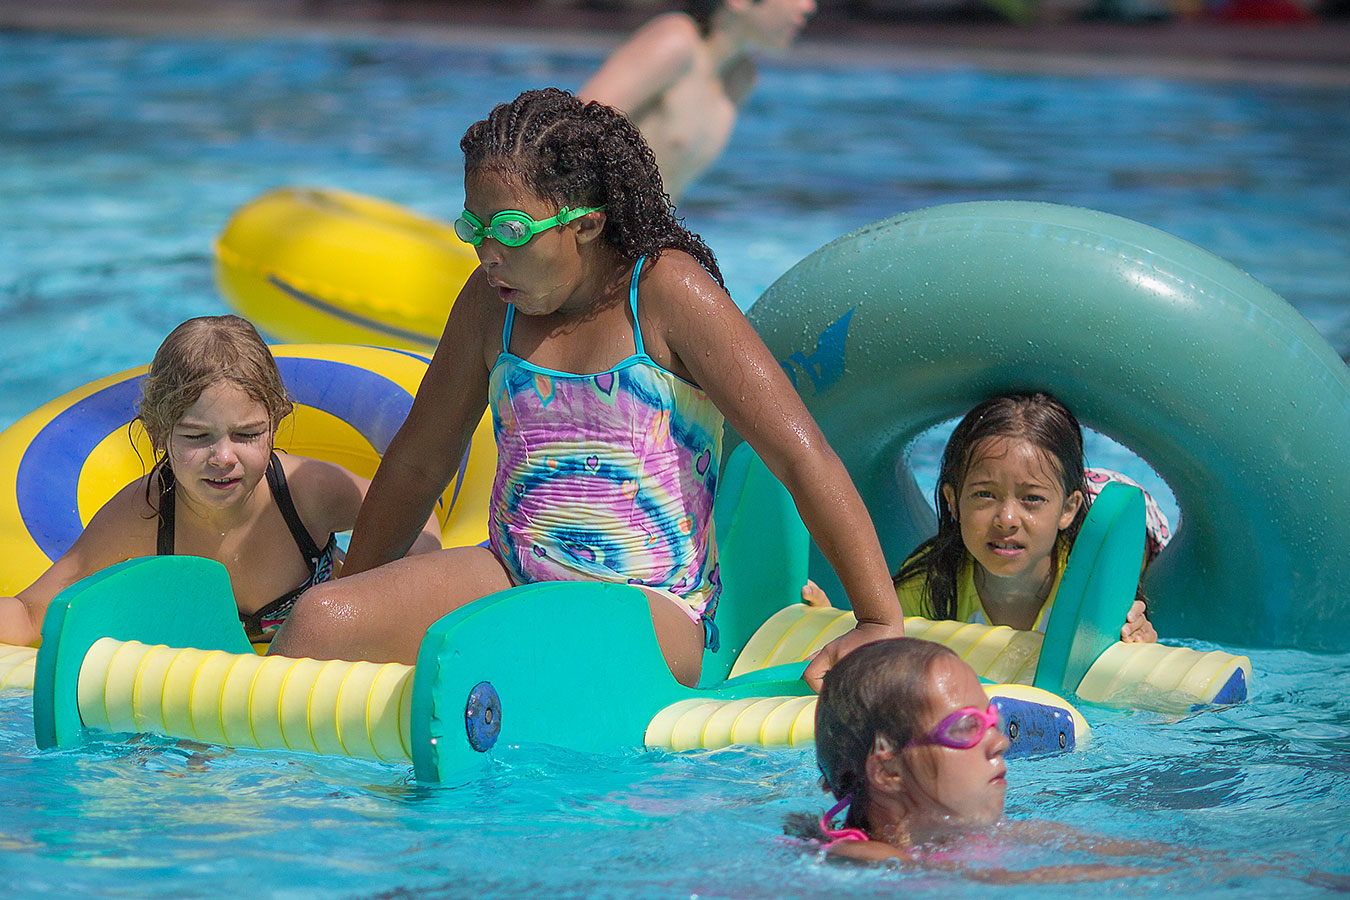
[156,451,337,644]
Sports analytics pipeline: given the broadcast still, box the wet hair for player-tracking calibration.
[815,638,959,833]
[684,0,767,34]
[460,88,724,287]
[136,315,292,492]
[895,391,1089,621]
[683,0,721,33]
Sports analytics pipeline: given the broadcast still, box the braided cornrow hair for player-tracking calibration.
[460,87,724,288]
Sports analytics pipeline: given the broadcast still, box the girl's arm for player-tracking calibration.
[647,255,903,690]
[340,277,494,576]
[0,482,148,645]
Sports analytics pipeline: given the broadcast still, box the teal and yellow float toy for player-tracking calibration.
[214,188,480,351]
[11,444,1245,782]
[0,343,497,600]
[6,201,1296,780]
[23,444,1125,779]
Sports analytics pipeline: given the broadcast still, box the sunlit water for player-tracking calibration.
[1,30,1348,898]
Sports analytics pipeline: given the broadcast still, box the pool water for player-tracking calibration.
[1,29,1348,898]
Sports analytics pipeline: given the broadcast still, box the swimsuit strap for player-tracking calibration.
[264,452,325,567]
[629,254,647,357]
[156,454,322,569]
[499,255,648,359]
[155,463,175,556]
[501,303,515,355]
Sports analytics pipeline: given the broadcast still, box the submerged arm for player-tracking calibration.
[0,482,148,645]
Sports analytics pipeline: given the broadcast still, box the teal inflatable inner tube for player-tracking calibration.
[746,201,1350,653]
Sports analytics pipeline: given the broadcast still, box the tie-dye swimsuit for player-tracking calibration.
[487,256,724,646]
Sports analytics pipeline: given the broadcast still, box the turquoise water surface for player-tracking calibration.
[1,30,1348,898]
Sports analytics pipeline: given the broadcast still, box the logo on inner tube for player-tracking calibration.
[780,308,853,393]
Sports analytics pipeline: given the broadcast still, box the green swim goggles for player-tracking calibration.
[453,205,605,248]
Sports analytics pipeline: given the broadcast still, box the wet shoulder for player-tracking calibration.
[636,249,732,327]
[274,453,364,539]
[634,12,704,60]
[636,250,740,384]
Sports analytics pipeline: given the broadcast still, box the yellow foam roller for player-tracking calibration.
[644,683,1088,753]
[645,695,817,751]
[728,606,1248,714]
[1077,641,1252,713]
[75,638,414,763]
[729,607,856,678]
[0,642,36,691]
[732,606,1043,685]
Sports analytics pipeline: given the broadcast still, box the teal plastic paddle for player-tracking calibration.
[1034,481,1146,697]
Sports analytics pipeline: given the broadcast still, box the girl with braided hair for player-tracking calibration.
[273,89,901,687]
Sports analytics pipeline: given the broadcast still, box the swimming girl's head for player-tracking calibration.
[460,88,723,286]
[816,638,1007,840]
[137,315,292,459]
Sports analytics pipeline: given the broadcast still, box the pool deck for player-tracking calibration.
[5,0,1350,86]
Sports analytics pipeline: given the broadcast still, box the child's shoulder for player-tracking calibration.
[828,838,914,863]
[78,475,158,547]
[638,251,733,315]
[102,473,159,518]
[636,11,705,47]
[275,454,366,523]
[641,249,720,289]
[277,452,367,485]
[446,268,510,340]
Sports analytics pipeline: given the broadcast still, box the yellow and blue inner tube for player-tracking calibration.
[0,344,494,598]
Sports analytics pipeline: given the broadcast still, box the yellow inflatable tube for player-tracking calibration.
[0,343,495,600]
[737,605,1251,714]
[215,187,481,351]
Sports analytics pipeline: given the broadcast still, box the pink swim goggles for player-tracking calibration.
[817,705,1005,849]
[907,703,1003,750]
